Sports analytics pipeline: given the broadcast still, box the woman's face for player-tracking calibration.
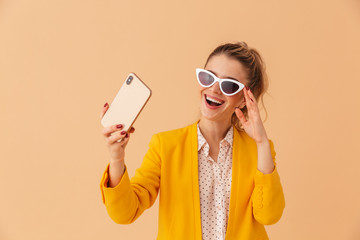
[199,54,248,124]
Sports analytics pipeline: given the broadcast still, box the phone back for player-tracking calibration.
[101,72,151,132]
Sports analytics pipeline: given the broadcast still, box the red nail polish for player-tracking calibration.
[104,102,108,107]
[125,133,129,138]
[116,124,123,128]
[121,131,126,135]
[245,86,249,90]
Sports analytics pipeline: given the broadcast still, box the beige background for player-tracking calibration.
[1,0,360,239]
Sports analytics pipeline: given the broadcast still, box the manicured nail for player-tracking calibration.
[245,86,249,90]
[121,131,126,135]
[104,102,108,107]
[116,124,123,128]
[125,133,129,138]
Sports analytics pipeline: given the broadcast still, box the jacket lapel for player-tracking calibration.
[190,120,202,239]
[226,126,245,238]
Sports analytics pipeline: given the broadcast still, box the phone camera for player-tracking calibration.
[126,76,133,85]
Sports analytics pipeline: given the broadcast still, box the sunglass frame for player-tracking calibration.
[196,68,245,96]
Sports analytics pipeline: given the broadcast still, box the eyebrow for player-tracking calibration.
[207,70,239,82]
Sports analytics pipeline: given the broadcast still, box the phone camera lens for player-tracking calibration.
[126,76,133,85]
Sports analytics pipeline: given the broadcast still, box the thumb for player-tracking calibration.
[234,107,246,125]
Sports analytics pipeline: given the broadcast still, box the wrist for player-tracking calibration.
[109,159,125,174]
[256,137,269,146]
[110,158,124,164]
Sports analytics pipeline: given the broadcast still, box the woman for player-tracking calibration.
[99,42,285,240]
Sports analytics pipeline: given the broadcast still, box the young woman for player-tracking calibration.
[99,42,285,240]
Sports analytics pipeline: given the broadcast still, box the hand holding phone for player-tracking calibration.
[100,106,136,186]
[100,72,151,156]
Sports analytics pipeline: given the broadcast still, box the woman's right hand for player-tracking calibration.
[100,102,135,162]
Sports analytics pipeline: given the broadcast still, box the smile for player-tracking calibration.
[205,94,224,107]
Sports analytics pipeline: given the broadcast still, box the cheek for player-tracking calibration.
[227,93,244,106]
[199,86,206,95]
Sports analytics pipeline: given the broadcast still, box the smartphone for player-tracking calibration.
[101,72,152,135]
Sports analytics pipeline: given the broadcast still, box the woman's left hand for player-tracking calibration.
[234,87,268,144]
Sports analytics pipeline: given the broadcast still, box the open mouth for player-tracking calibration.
[205,94,224,107]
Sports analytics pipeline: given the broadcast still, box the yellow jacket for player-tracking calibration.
[100,121,285,240]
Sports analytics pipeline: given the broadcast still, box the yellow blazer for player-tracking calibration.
[100,121,285,240]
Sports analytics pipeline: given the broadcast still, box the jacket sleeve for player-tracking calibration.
[251,139,285,225]
[99,134,161,224]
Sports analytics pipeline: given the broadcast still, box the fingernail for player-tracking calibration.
[125,133,129,138]
[104,102,108,107]
[245,86,249,90]
[121,131,126,135]
[117,124,123,128]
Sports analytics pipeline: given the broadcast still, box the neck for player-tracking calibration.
[198,117,232,144]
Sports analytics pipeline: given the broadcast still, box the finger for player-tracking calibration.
[108,130,127,144]
[243,90,256,119]
[244,87,257,111]
[234,107,247,125]
[246,88,256,103]
[120,133,131,147]
[116,132,131,147]
[102,124,124,137]
[245,88,261,116]
[129,127,135,133]
[100,102,109,119]
[244,87,252,107]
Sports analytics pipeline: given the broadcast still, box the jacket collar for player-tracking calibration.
[196,123,234,152]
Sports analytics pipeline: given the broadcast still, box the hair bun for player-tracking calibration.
[237,41,249,49]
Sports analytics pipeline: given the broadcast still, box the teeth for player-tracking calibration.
[206,95,224,105]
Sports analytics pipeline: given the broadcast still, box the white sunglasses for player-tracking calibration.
[196,68,245,96]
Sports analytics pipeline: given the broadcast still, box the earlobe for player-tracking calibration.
[241,97,246,108]
[239,100,246,109]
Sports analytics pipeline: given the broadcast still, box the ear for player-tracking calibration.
[239,97,246,109]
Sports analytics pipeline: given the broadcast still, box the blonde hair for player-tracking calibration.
[204,41,269,131]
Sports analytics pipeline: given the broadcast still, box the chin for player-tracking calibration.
[200,105,228,123]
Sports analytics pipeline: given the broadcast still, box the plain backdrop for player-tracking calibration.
[1,0,360,239]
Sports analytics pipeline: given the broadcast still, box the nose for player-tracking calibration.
[209,82,222,95]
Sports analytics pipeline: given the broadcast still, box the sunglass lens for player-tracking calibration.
[221,81,240,95]
[198,71,214,86]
